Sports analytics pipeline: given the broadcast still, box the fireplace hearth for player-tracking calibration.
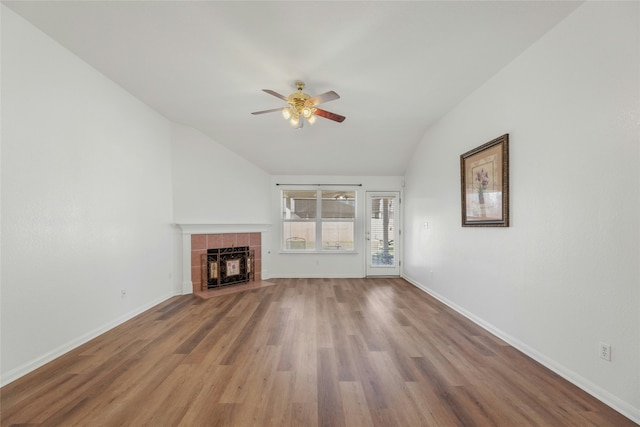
[201,246,254,290]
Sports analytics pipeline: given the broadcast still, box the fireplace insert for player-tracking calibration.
[202,246,253,290]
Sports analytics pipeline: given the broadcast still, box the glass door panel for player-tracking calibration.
[366,192,400,276]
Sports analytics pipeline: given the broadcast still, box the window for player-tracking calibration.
[282,189,356,251]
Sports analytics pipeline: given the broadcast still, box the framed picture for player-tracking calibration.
[226,259,240,276]
[460,134,509,227]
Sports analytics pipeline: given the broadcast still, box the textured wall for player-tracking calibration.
[1,6,175,384]
[403,2,639,421]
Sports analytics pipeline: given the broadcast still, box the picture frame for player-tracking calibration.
[226,259,240,276]
[460,134,509,227]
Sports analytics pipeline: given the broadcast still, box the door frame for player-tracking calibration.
[365,191,401,277]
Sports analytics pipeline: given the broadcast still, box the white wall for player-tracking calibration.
[171,124,271,224]
[1,6,176,385]
[268,175,403,278]
[170,124,272,292]
[403,2,639,422]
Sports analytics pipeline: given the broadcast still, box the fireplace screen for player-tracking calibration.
[202,246,253,290]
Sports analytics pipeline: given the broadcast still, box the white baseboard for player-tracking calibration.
[401,274,640,425]
[0,290,180,387]
[182,280,193,294]
[265,273,364,279]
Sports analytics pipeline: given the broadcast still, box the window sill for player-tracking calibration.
[279,250,359,255]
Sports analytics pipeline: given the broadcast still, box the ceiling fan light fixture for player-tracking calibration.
[282,107,293,120]
[302,106,312,118]
[306,114,317,125]
[289,114,300,127]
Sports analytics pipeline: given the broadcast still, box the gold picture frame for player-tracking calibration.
[460,134,509,227]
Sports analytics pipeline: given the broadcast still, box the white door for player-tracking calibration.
[366,192,400,277]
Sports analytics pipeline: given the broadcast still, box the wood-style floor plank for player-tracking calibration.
[1,278,637,426]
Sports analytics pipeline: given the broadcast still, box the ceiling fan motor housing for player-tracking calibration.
[289,90,311,112]
[287,85,315,119]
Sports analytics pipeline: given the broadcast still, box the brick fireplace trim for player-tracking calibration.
[191,233,260,292]
[177,224,270,294]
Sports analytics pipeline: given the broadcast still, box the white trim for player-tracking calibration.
[267,273,364,279]
[277,250,359,255]
[280,188,357,253]
[176,223,271,234]
[0,291,179,387]
[181,232,193,294]
[182,281,193,295]
[402,274,640,425]
[365,191,402,277]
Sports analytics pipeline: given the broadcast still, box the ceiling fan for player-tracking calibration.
[251,81,345,128]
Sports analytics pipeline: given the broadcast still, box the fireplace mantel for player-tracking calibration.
[176,223,271,294]
[176,223,271,235]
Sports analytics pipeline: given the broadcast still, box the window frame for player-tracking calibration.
[281,187,358,253]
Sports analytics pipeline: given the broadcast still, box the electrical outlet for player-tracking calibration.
[599,342,611,361]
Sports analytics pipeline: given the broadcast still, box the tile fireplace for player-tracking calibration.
[189,231,262,294]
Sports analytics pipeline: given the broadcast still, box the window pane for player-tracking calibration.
[370,197,395,265]
[282,190,317,219]
[322,222,354,251]
[283,222,315,250]
[321,191,355,219]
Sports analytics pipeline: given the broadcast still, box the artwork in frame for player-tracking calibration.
[226,259,240,276]
[460,134,509,227]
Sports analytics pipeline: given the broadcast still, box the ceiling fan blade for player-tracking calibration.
[309,91,340,106]
[314,108,346,123]
[251,108,283,115]
[262,89,289,102]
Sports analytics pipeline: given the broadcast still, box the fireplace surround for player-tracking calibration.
[180,227,266,295]
[191,233,261,292]
[177,224,269,295]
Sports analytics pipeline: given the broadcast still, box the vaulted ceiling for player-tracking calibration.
[4,1,581,176]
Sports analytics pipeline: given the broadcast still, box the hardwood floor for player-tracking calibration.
[1,278,636,426]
